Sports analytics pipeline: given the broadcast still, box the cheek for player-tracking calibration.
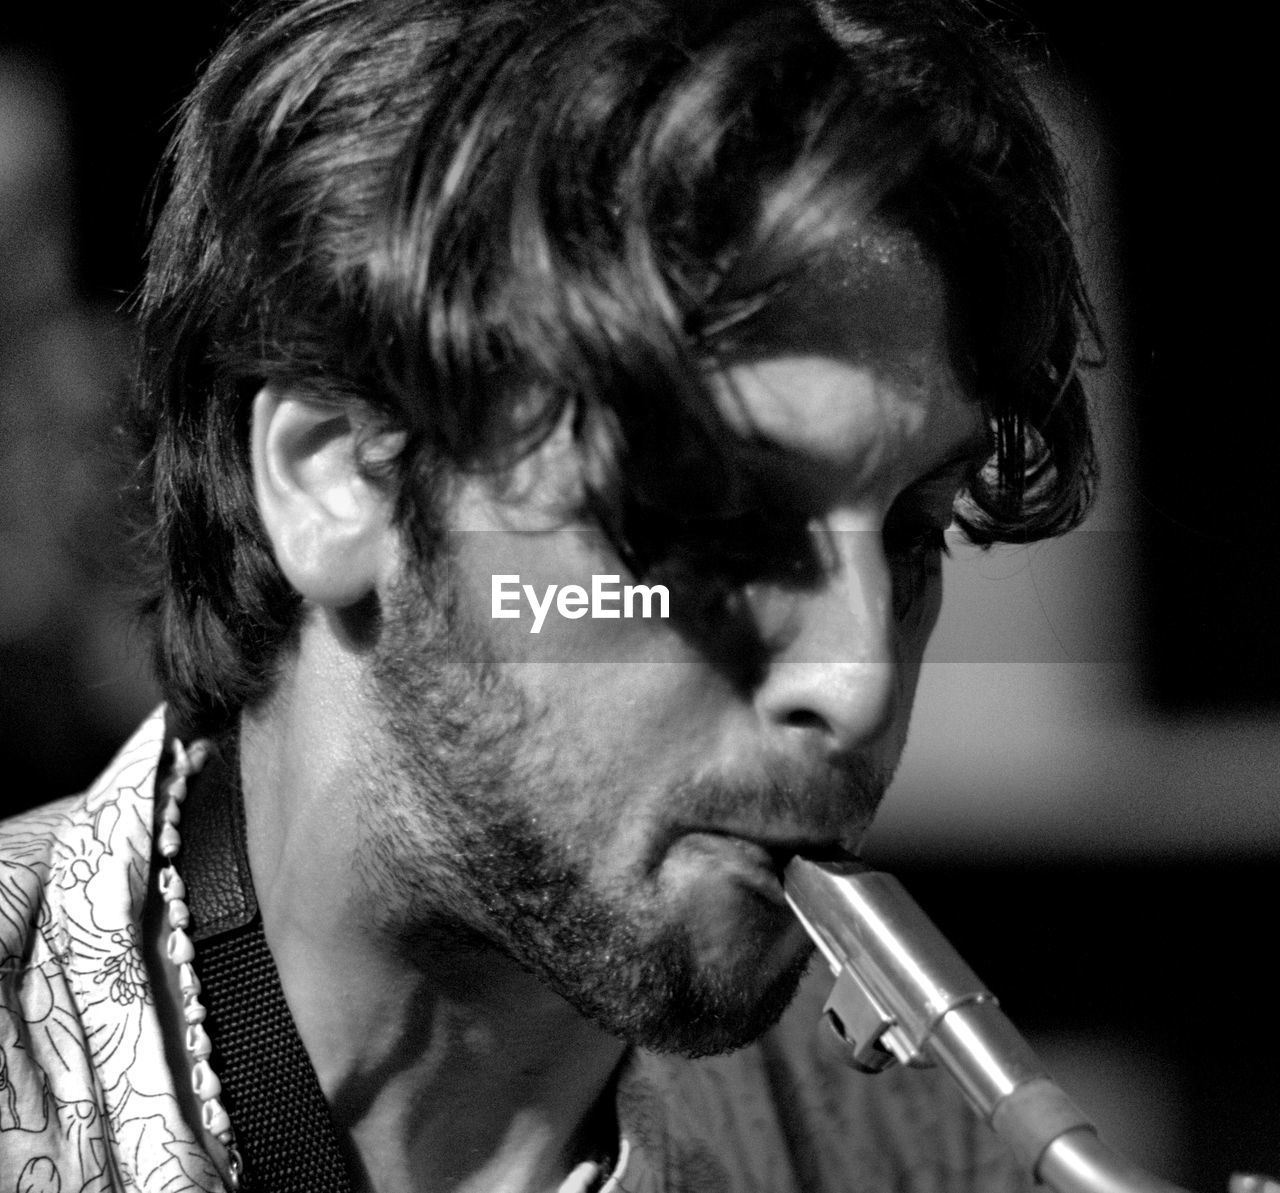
[500,658,733,825]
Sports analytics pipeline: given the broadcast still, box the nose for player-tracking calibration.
[753,528,901,757]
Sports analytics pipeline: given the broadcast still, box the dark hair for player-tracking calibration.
[132,0,1098,731]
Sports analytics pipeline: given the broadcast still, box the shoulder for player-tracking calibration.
[1,709,220,1192]
[619,968,1031,1193]
[1,707,168,964]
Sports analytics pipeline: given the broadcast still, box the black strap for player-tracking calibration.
[165,727,358,1193]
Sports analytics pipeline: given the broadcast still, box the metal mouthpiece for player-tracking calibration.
[782,857,1193,1193]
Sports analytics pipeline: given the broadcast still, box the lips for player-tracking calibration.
[676,827,863,893]
[656,761,887,875]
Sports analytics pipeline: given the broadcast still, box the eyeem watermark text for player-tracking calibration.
[492,574,670,633]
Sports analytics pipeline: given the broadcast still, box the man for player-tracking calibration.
[0,0,1096,1189]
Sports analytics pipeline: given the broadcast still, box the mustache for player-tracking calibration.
[663,752,892,844]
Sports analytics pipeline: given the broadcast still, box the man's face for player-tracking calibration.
[359,233,986,1055]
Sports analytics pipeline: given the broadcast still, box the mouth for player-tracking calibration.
[676,828,864,897]
[687,825,863,865]
[763,838,863,869]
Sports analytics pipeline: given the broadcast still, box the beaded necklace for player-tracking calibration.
[156,737,245,1191]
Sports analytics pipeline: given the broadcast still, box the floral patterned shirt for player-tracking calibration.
[1,710,1029,1193]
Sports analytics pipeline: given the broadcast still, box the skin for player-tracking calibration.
[146,233,988,1193]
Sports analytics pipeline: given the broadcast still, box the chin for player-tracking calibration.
[536,913,817,1059]
[635,944,816,1059]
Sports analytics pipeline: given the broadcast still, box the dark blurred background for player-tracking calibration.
[2,4,241,798]
[1,2,1275,1186]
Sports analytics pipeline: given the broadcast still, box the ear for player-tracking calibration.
[250,387,401,608]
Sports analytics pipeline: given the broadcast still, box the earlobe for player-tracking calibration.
[250,387,399,608]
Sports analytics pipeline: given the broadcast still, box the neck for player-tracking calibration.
[234,652,627,1193]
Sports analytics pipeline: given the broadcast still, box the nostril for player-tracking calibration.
[782,709,829,733]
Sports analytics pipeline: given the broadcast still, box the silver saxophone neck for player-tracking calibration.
[783,857,1192,1193]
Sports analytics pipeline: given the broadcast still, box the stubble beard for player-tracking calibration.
[355,561,817,1057]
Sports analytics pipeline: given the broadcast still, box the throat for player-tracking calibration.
[321,975,627,1193]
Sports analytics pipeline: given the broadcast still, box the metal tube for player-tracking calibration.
[783,858,1197,1193]
[1039,1130,1191,1193]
